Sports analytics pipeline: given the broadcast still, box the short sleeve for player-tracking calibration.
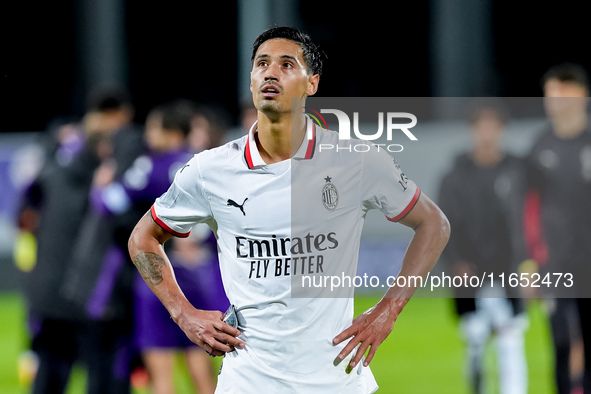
[151,155,212,237]
[361,146,421,222]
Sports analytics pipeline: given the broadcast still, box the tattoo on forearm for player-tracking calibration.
[132,252,165,286]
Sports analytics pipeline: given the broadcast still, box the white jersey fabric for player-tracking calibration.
[152,117,420,393]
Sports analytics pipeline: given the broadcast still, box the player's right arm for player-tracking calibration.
[128,213,245,356]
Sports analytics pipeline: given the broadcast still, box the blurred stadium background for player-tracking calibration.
[1,0,588,392]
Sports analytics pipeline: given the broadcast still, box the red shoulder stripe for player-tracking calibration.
[150,205,191,238]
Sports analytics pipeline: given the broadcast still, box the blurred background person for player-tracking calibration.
[188,104,230,152]
[223,98,257,142]
[88,100,229,393]
[85,86,144,179]
[438,100,529,394]
[16,86,136,394]
[524,63,591,394]
[56,86,143,393]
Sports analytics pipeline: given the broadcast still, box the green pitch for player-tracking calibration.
[356,295,554,393]
[0,293,554,393]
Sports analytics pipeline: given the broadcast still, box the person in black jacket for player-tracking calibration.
[439,100,528,394]
[19,87,141,394]
[525,63,591,394]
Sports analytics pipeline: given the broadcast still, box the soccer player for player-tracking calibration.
[525,63,591,394]
[439,101,528,394]
[128,27,450,392]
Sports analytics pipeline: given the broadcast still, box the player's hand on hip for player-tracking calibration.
[177,309,245,356]
[333,299,404,368]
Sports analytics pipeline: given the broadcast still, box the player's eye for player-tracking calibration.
[257,60,268,67]
[283,62,293,68]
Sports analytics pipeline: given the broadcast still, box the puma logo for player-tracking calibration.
[227,198,248,216]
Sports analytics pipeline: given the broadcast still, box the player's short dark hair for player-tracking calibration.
[541,63,589,90]
[150,100,196,137]
[251,26,325,76]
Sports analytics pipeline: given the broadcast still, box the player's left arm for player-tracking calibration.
[333,193,450,368]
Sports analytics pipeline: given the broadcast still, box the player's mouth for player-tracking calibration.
[260,83,282,98]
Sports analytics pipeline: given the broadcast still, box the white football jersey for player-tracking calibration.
[152,117,419,393]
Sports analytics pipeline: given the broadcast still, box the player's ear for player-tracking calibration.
[306,74,319,96]
[250,71,253,93]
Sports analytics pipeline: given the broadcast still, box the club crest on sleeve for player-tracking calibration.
[322,176,338,211]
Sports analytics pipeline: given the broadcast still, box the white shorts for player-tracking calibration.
[215,345,379,394]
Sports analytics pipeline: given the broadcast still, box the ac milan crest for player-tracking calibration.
[322,176,338,211]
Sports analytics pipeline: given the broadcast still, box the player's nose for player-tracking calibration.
[263,63,280,81]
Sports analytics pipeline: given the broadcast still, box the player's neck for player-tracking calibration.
[552,111,587,139]
[255,112,306,164]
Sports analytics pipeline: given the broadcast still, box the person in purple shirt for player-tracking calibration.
[91,100,228,394]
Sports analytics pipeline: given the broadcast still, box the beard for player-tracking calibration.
[254,95,306,122]
[257,98,284,114]
[255,98,288,123]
